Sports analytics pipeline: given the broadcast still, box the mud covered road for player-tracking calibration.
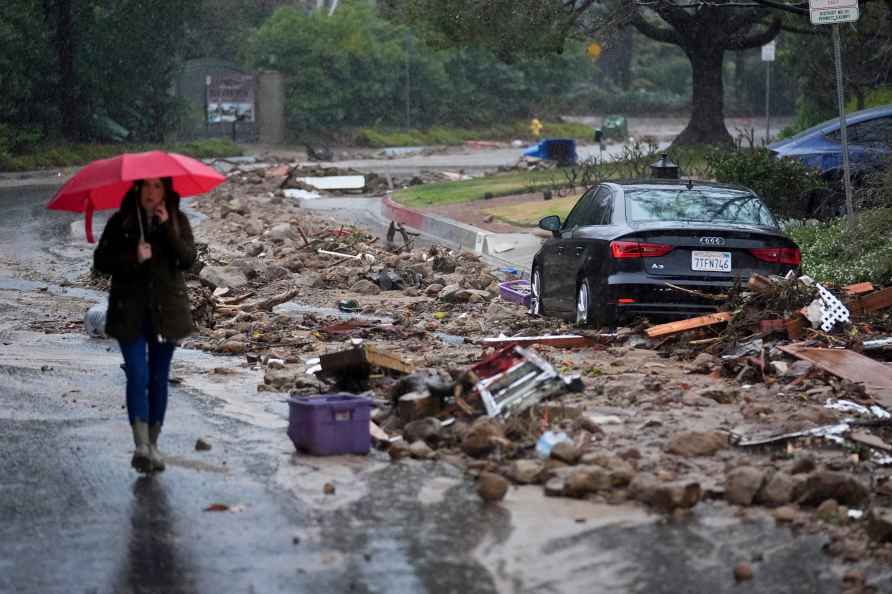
[0,180,864,594]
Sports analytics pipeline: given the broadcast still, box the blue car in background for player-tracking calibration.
[769,104,892,180]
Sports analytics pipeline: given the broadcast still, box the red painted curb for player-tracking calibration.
[382,195,425,230]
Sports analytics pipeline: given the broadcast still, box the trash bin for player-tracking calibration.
[287,394,374,455]
[602,115,628,141]
[522,139,577,166]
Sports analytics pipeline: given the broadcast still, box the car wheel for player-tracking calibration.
[529,267,544,316]
[575,279,592,326]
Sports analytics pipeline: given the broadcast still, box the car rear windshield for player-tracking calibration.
[625,188,778,227]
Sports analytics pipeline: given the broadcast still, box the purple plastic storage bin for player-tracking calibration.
[499,279,531,306]
[287,394,374,456]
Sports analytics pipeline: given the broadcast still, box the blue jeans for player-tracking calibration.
[118,326,176,426]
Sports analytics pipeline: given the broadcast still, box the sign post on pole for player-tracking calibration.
[809,0,859,231]
[761,41,776,144]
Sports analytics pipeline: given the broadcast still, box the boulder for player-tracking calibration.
[199,265,249,290]
[408,440,436,460]
[795,471,869,507]
[629,473,702,512]
[461,417,506,458]
[564,466,612,498]
[666,431,728,457]
[403,417,442,445]
[477,472,509,502]
[756,472,797,507]
[725,466,766,506]
[505,459,546,485]
[550,441,581,465]
[350,279,381,295]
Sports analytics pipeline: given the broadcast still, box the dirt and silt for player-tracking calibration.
[17,159,892,591]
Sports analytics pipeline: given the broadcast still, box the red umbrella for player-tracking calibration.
[47,150,226,243]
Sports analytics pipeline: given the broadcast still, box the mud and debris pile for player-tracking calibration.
[75,158,892,574]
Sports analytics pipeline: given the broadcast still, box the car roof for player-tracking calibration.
[770,103,892,146]
[603,179,754,194]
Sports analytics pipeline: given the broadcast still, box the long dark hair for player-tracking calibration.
[120,177,182,237]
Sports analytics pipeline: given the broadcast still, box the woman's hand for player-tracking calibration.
[137,240,152,263]
[155,203,169,224]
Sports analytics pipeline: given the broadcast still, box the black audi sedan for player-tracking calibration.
[529,179,800,327]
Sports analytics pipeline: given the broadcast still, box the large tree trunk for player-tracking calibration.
[674,47,732,147]
[49,0,80,141]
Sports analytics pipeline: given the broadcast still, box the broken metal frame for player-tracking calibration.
[473,346,566,418]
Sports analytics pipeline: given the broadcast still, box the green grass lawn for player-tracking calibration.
[482,193,580,227]
[395,170,566,208]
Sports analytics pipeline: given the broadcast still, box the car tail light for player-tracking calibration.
[617,298,637,304]
[750,247,801,266]
[610,240,674,259]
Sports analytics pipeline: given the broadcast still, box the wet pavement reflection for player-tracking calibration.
[116,477,197,594]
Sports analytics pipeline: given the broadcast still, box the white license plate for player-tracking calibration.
[691,251,732,272]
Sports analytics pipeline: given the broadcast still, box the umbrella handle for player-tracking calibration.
[85,200,95,244]
[137,206,145,241]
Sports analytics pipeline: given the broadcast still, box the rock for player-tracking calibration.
[432,256,457,273]
[756,472,796,507]
[695,386,738,404]
[267,223,294,242]
[404,287,420,297]
[816,499,840,522]
[790,454,816,475]
[350,279,381,295]
[573,415,606,434]
[408,440,436,460]
[726,466,766,506]
[867,507,892,542]
[323,482,335,495]
[544,477,565,497]
[629,473,701,512]
[438,284,464,302]
[550,441,581,465]
[219,340,247,354]
[688,353,718,373]
[843,569,866,588]
[506,459,546,485]
[771,361,789,375]
[477,472,509,502]
[388,441,411,461]
[195,438,212,451]
[682,393,717,407]
[788,360,814,377]
[199,265,249,290]
[564,466,612,498]
[666,431,728,457]
[773,505,798,523]
[398,391,441,424]
[580,453,636,486]
[244,242,264,257]
[796,471,869,507]
[461,417,506,458]
[403,417,442,445]
[425,283,444,297]
[734,562,753,582]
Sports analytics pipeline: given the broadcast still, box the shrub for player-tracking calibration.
[706,148,827,219]
[787,208,892,286]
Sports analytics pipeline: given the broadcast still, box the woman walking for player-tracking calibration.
[94,177,196,473]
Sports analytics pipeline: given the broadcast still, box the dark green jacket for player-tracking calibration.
[93,205,196,343]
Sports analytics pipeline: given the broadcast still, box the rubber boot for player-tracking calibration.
[131,421,152,473]
[148,423,165,472]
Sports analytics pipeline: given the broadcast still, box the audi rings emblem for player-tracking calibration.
[699,236,726,247]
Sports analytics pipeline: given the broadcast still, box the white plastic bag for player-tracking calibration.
[84,302,108,338]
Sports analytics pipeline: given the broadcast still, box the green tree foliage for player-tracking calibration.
[246,2,598,133]
[1,0,202,147]
[706,147,827,219]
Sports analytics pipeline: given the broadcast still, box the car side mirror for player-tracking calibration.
[538,215,562,237]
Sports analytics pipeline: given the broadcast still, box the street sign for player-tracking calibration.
[809,0,859,24]
[761,41,776,62]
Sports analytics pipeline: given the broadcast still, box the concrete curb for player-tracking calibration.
[381,195,542,275]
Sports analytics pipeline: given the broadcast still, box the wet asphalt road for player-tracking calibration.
[0,184,866,594]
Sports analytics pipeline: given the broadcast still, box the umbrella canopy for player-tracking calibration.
[47,150,226,242]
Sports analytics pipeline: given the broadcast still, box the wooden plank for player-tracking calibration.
[845,282,875,296]
[759,320,787,334]
[778,344,892,399]
[645,312,733,338]
[855,287,892,315]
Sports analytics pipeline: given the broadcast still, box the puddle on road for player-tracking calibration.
[0,275,105,302]
[474,486,650,593]
[417,475,464,506]
[272,451,388,511]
